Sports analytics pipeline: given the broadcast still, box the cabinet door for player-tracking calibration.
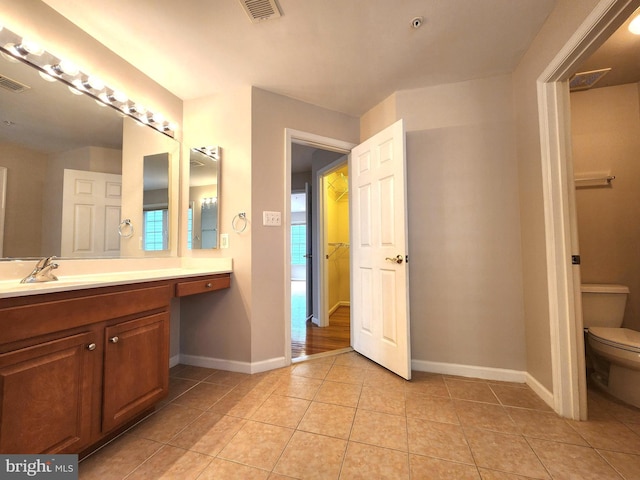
[0,332,96,453]
[102,312,169,432]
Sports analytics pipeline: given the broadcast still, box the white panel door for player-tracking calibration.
[351,119,411,379]
[61,169,122,257]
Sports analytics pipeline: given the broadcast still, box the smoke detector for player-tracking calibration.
[238,0,281,23]
[569,68,611,91]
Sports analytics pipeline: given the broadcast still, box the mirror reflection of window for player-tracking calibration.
[143,153,169,251]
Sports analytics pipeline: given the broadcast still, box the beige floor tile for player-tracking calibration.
[157,377,198,407]
[171,365,218,381]
[333,351,373,368]
[203,370,251,387]
[171,382,234,410]
[363,366,408,390]
[446,378,500,403]
[598,450,640,480]
[197,458,270,480]
[407,417,474,464]
[291,361,332,380]
[126,445,212,480]
[79,434,162,480]
[127,404,203,443]
[250,394,310,428]
[274,430,347,479]
[325,364,367,385]
[405,392,459,424]
[169,412,246,456]
[506,407,588,445]
[464,427,550,479]
[273,375,323,400]
[490,384,552,411]
[218,420,294,470]
[208,390,267,419]
[528,438,624,479]
[410,454,481,479]
[314,380,362,407]
[350,409,407,451]
[298,401,356,439]
[358,385,405,416]
[340,442,410,479]
[454,400,520,434]
[478,468,543,479]
[569,418,640,454]
[405,372,450,397]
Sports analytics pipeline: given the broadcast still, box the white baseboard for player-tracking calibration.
[169,354,181,368]
[179,354,288,374]
[525,372,555,409]
[329,301,350,316]
[411,359,527,383]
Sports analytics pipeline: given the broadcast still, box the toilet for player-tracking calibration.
[582,284,640,408]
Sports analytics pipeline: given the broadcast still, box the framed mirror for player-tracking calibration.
[0,47,179,259]
[188,147,220,249]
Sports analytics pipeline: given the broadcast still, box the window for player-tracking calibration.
[143,209,168,251]
[291,224,307,265]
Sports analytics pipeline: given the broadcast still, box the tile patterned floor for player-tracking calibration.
[79,352,640,479]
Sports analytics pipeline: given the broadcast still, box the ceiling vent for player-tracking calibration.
[238,0,281,23]
[570,68,611,92]
[0,74,30,93]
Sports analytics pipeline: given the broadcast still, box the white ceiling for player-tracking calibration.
[41,0,557,117]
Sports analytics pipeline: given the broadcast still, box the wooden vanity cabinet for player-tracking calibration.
[0,282,172,454]
[0,330,96,454]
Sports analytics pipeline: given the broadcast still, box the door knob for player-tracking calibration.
[385,255,404,264]
[87,343,96,351]
[109,336,119,344]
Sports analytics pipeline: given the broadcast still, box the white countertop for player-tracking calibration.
[0,257,232,299]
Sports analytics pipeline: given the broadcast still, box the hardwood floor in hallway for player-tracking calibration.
[292,306,350,359]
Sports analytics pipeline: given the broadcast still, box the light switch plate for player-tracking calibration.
[220,233,229,248]
[263,211,281,226]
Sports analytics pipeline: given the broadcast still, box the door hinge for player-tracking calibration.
[405,255,409,264]
[571,255,580,265]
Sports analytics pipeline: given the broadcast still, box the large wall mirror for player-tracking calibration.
[188,147,220,249]
[0,48,179,259]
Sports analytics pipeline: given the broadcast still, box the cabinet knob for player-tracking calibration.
[109,336,119,344]
[205,282,212,288]
[87,343,96,351]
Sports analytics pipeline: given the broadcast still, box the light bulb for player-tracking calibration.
[629,14,640,35]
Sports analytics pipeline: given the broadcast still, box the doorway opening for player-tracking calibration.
[285,130,355,362]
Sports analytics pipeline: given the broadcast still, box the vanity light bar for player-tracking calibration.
[0,24,177,137]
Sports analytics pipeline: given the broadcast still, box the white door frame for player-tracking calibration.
[284,129,355,364]
[539,0,638,419]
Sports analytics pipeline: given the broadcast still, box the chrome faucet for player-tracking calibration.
[20,256,59,283]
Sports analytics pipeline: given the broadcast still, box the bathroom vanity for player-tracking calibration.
[0,264,231,455]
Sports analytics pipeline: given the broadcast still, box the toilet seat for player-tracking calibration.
[588,327,640,354]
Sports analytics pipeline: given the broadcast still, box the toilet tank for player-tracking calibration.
[581,284,629,328]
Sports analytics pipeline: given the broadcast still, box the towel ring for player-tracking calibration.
[232,212,248,233]
[118,219,134,238]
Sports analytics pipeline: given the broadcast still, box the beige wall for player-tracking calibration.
[362,75,527,372]
[0,142,47,257]
[571,83,640,331]
[179,88,253,365]
[513,0,603,391]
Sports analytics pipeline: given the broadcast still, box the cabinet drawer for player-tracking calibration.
[175,274,230,297]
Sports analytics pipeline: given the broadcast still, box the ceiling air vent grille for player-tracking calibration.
[239,0,281,23]
[570,68,611,92]
[0,74,30,93]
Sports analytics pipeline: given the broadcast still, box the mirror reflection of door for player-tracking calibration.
[142,153,169,251]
